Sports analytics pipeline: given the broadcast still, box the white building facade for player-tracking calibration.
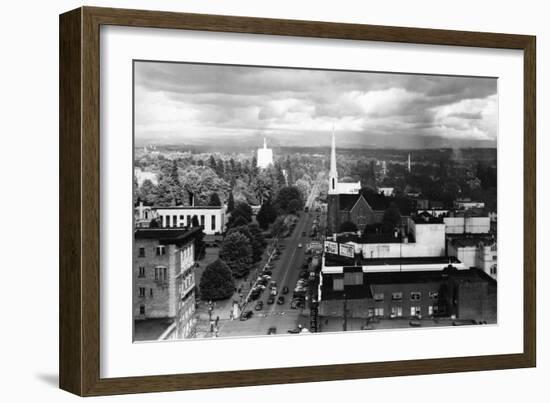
[257,137,273,169]
[156,206,226,235]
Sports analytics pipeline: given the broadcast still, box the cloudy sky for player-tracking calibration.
[134,61,497,149]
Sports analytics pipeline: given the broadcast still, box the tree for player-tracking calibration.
[208,192,222,207]
[275,186,303,212]
[219,232,253,278]
[340,221,358,232]
[226,225,264,262]
[227,192,235,212]
[295,178,312,202]
[199,259,234,301]
[227,202,252,228]
[287,198,302,213]
[257,199,278,229]
[381,202,401,233]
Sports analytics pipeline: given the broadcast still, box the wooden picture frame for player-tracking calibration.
[59,6,536,396]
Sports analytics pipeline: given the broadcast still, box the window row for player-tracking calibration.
[136,266,168,282]
[368,305,439,318]
[137,245,166,257]
[372,291,439,302]
[138,287,155,298]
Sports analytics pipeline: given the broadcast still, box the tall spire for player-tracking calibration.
[329,126,338,194]
[263,137,267,149]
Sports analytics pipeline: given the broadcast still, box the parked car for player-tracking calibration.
[262,270,272,276]
[282,286,289,294]
[277,296,285,305]
[267,295,275,304]
[287,327,302,334]
[240,310,253,321]
[255,301,264,311]
[297,243,303,248]
[267,326,277,335]
[290,299,304,309]
[270,288,278,296]
[269,281,277,289]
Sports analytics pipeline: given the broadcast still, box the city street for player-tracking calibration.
[217,210,315,337]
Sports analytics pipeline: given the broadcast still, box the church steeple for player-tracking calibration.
[263,137,267,149]
[329,126,338,194]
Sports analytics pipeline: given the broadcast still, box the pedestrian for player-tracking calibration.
[215,316,219,326]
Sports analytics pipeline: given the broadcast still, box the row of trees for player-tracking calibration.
[199,202,267,301]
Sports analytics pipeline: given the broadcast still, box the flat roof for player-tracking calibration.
[324,254,461,267]
[134,226,202,244]
[320,268,493,301]
[154,206,224,210]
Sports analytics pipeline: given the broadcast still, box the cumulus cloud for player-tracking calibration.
[134,61,498,148]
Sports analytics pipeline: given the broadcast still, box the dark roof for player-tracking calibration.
[338,194,364,211]
[320,268,492,301]
[450,237,495,247]
[325,254,461,268]
[134,227,202,245]
[153,206,223,210]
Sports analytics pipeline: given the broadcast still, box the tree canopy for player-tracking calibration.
[219,232,252,278]
[199,259,234,301]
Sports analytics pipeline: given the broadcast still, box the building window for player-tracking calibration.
[367,308,375,317]
[187,215,191,226]
[211,215,216,231]
[155,267,168,282]
[332,178,335,190]
[139,287,146,298]
[138,247,145,257]
[139,305,145,315]
[410,292,422,301]
[391,306,402,317]
[492,255,497,261]
[166,215,171,227]
[173,215,177,227]
[428,305,439,316]
[344,271,362,285]
[150,288,153,297]
[156,245,165,256]
[333,278,344,291]
[391,292,403,301]
[374,307,384,317]
[138,266,145,278]
[429,291,439,299]
[200,215,205,227]
[411,306,421,317]
[373,293,384,302]
[490,265,497,275]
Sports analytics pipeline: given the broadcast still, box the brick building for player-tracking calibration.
[318,266,496,323]
[134,227,201,340]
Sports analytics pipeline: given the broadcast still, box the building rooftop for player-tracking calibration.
[153,205,224,210]
[324,254,461,268]
[320,267,494,301]
[134,226,202,244]
[133,318,174,342]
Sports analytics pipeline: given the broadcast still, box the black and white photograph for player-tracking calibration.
[132,61,498,342]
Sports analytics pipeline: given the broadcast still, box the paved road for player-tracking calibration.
[217,211,315,337]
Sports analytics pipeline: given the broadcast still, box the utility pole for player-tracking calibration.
[343,293,348,331]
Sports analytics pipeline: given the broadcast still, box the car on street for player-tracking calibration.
[262,270,272,276]
[255,301,264,311]
[240,310,253,320]
[270,288,278,296]
[287,327,302,334]
[277,296,285,305]
[290,299,304,309]
[267,295,275,304]
[282,286,289,294]
[267,326,277,335]
[297,243,303,248]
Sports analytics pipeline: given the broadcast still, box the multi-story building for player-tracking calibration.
[154,206,226,235]
[134,227,201,340]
